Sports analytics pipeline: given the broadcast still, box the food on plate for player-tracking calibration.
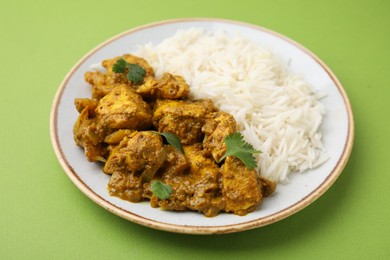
[73,54,276,217]
[73,28,328,217]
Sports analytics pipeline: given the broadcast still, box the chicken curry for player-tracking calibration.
[73,54,276,217]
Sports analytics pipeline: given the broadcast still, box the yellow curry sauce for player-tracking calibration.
[73,54,275,217]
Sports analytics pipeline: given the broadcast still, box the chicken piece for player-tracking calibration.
[106,131,166,201]
[103,131,166,179]
[84,70,115,100]
[73,107,107,162]
[151,144,225,217]
[161,145,189,177]
[84,70,106,87]
[134,76,159,98]
[92,84,116,100]
[136,73,190,99]
[202,111,238,162]
[221,156,262,216]
[102,54,154,87]
[153,99,217,144]
[95,85,152,131]
[108,171,144,202]
[155,73,190,99]
[183,144,225,217]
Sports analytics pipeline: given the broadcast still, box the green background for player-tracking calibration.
[1,0,389,259]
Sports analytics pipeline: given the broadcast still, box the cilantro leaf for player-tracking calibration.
[126,63,146,85]
[218,132,260,170]
[112,58,127,73]
[151,180,172,200]
[112,58,146,85]
[152,131,184,154]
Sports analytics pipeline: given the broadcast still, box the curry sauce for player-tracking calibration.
[73,54,275,217]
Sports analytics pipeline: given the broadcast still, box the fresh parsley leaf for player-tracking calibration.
[152,131,184,154]
[112,58,127,73]
[151,180,172,200]
[112,58,146,85]
[218,132,260,170]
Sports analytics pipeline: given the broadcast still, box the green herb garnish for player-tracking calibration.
[152,131,184,154]
[112,58,146,85]
[112,58,127,73]
[218,132,260,170]
[151,180,172,200]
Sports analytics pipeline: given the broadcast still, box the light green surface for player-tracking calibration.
[1,0,389,259]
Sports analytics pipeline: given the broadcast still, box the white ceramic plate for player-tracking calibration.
[50,18,354,234]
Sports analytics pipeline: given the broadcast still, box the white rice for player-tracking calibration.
[134,28,327,183]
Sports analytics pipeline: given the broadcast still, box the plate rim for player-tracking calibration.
[50,17,355,234]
